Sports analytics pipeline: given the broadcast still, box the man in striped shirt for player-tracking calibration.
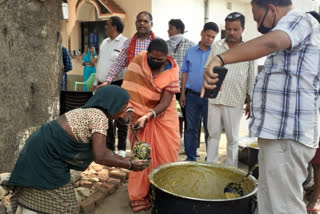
[97,11,155,88]
[202,0,320,213]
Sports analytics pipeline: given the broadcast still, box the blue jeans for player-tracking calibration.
[184,91,208,161]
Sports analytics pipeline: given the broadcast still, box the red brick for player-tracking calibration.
[91,163,103,172]
[108,178,121,188]
[73,181,80,188]
[109,170,127,182]
[93,185,110,197]
[90,191,105,205]
[80,180,93,189]
[102,182,116,194]
[80,198,95,214]
[121,169,130,179]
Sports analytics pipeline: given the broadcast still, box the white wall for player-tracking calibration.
[151,0,260,43]
[207,0,260,41]
[292,0,319,12]
[152,0,204,43]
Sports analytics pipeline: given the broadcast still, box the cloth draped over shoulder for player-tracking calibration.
[122,51,180,211]
[126,32,156,67]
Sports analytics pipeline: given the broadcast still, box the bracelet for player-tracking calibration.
[128,159,133,170]
[216,54,225,66]
[149,109,156,118]
[126,108,135,113]
[144,114,150,121]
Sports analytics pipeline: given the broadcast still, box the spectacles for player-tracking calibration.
[226,13,243,20]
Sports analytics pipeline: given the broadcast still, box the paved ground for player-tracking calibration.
[95,115,251,214]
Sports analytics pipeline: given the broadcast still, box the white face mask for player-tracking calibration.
[169,34,184,49]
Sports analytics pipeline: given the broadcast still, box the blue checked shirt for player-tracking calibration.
[61,46,72,91]
[249,10,320,148]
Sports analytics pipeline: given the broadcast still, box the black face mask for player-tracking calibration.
[147,57,164,70]
[258,8,276,34]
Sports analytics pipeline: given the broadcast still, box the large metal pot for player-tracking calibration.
[247,144,259,179]
[149,161,258,214]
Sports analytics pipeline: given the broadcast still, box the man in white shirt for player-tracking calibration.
[205,12,255,167]
[202,0,320,213]
[91,16,128,157]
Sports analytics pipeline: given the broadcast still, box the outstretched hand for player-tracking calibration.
[131,159,150,171]
[96,81,110,90]
[200,57,222,98]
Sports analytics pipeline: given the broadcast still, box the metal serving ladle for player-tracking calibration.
[224,164,258,199]
[129,124,140,143]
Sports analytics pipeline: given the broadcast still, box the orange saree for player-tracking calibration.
[122,51,180,212]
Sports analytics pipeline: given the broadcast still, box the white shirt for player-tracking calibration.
[249,10,320,148]
[205,39,256,107]
[94,34,127,86]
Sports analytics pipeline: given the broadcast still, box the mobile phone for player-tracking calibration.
[203,66,228,99]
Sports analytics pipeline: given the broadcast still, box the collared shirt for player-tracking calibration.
[167,38,195,81]
[249,10,320,148]
[204,39,256,107]
[181,44,211,93]
[94,34,127,86]
[106,35,153,82]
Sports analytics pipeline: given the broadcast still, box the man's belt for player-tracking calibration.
[186,88,201,96]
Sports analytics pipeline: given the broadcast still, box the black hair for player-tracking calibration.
[203,22,219,33]
[110,16,124,33]
[147,38,168,55]
[251,0,292,8]
[168,19,185,34]
[89,44,95,48]
[308,11,320,24]
[225,12,245,28]
[136,11,153,22]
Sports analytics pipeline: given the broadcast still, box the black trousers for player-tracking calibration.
[105,80,128,151]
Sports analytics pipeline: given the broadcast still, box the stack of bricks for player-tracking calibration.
[76,163,129,214]
[0,163,129,214]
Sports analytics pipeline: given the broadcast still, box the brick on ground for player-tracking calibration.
[109,170,127,182]
[89,191,105,206]
[120,169,130,179]
[108,178,121,189]
[101,182,117,194]
[80,198,95,214]
[76,187,91,198]
[79,180,93,189]
[91,163,103,172]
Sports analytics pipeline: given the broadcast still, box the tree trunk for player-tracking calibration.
[0,0,62,172]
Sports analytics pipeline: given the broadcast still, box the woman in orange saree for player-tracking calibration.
[122,39,180,213]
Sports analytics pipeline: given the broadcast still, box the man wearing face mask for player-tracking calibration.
[202,0,320,213]
[181,22,219,161]
[167,19,195,129]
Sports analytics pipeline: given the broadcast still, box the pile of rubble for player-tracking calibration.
[0,162,129,214]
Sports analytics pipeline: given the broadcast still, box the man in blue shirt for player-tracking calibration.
[180,22,219,161]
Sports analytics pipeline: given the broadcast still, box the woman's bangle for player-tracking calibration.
[144,114,150,121]
[128,159,133,170]
[149,109,156,118]
[216,54,225,66]
[126,108,134,113]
